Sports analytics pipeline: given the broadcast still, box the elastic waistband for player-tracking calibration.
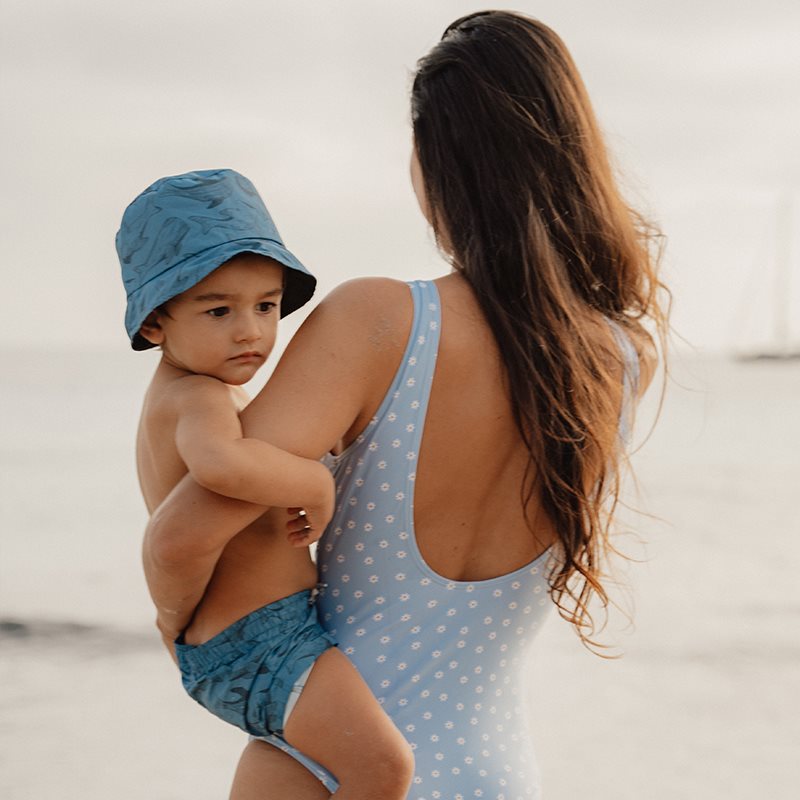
[175,588,317,673]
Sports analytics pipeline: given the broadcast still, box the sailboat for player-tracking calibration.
[735,192,800,361]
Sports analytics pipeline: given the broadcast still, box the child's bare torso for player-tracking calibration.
[136,362,317,645]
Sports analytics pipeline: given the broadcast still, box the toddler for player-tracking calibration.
[117,168,413,797]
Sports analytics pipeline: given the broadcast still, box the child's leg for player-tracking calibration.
[230,740,330,800]
[283,648,415,800]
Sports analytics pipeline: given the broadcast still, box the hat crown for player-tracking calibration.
[117,169,283,295]
[116,168,315,350]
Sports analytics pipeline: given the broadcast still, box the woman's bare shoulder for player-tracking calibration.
[239,277,415,457]
[318,276,411,316]
[308,276,413,351]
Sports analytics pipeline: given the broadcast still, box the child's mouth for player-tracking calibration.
[230,352,262,362]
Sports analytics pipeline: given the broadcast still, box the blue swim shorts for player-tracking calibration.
[175,588,336,737]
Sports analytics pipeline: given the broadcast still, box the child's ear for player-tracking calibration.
[138,312,165,346]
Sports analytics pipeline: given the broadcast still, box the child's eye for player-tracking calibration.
[257,302,277,313]
[207,306,230,318]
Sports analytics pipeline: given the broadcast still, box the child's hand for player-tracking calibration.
[286,504,328,547]
[286,464,335,547]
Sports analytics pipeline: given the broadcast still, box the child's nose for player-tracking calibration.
[235,313,262,342]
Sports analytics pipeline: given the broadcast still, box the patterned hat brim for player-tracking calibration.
[126,237,316,351]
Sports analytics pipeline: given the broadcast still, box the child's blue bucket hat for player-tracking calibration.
[116,168,316,350]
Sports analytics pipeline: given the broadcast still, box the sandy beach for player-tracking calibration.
[1,349,797,799]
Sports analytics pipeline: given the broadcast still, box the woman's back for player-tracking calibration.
[327,271,630,584]
[409,272,558,582]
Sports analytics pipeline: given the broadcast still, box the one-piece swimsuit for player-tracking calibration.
[261,279,639,799]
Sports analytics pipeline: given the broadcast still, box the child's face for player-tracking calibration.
[144,254,285,385]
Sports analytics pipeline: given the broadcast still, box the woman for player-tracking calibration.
[146,11,666,799]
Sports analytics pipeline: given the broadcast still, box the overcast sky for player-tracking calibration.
[2,0,799,354]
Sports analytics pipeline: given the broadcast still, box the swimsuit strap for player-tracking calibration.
[367,279,441,435]
[608,319,641,443]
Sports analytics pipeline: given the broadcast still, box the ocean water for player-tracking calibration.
[1,348,798,798]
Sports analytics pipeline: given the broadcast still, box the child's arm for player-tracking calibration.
[143,479,263,645]
[143,377,333,646]
[171,375,334,537]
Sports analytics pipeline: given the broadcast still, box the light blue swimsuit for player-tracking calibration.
[262,279,639,799]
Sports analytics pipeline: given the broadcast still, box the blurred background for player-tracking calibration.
[1,1,798,798]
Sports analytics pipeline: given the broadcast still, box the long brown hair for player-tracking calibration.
[411,11,668,648]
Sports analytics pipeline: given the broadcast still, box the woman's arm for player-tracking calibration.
[239,278,411,457]
[142,278,412,638]
[171,375,335,528]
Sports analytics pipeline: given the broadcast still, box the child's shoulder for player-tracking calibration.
[144,372,243,420]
